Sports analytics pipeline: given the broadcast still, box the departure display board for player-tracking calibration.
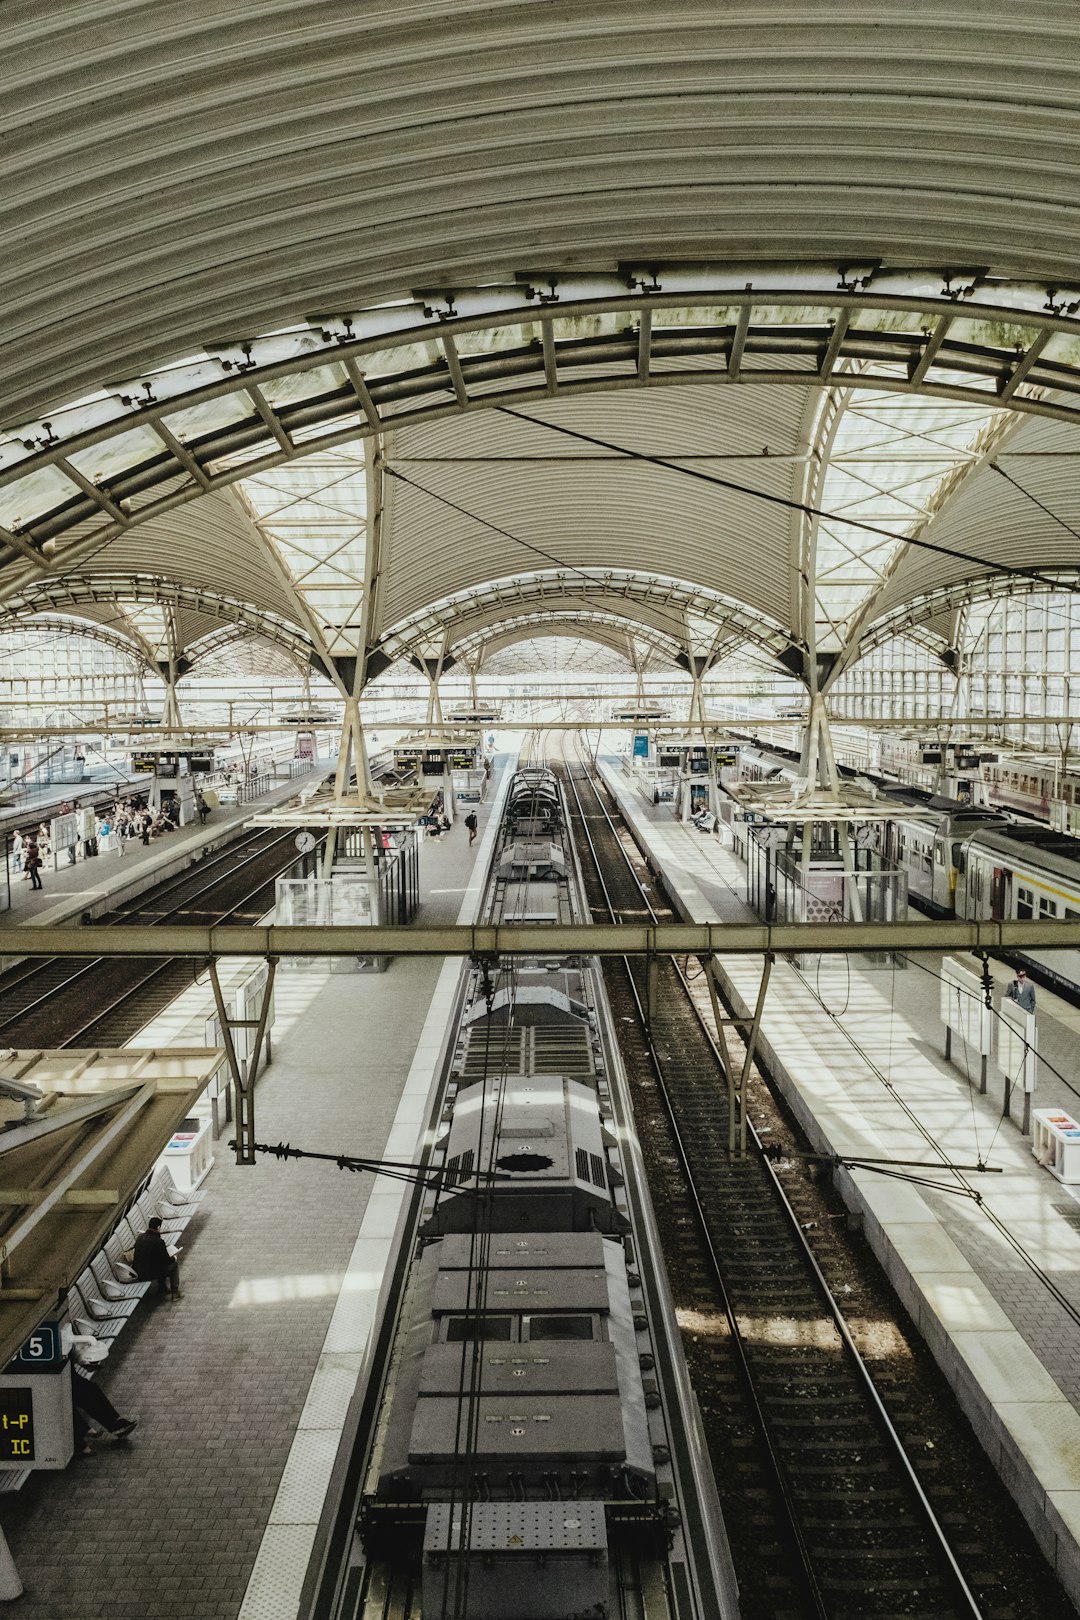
[0,1389,34,1462]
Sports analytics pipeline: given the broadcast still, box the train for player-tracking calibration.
[356,766,711,1620]
[734,743,1080,998]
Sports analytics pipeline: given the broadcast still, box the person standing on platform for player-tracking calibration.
[25,836,42,890]
[133,1217,182,1299]
[10,830,22,875]
[464,810,478,846]
[1006,967,1037,1013]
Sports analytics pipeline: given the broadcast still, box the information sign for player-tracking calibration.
[0,1390,34,1462]
[939,957,993,1057]
[10,1323,61,1371]
[632,734,649,760]
[50,812,77,852]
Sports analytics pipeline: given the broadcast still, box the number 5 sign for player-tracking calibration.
[10,1323,61,1371]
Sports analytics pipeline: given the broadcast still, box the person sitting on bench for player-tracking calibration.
[133,1217,183,1300]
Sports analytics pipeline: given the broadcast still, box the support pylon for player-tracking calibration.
[0,1527,23,1601]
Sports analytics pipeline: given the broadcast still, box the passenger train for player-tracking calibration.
[355,767,720,1619]
[734,744,1080,999]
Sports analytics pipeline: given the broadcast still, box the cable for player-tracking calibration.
[380,462,803,660]
[989,462,1080,547]
[497,407,1080,599]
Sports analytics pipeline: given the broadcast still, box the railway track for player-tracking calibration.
[0,828,300,1047]
[556,740,1076,1620]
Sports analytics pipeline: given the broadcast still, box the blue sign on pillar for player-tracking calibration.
[632,733,649,760]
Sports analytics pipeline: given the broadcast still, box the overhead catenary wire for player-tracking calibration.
[497,406,1080,598]
[380,462,741,659]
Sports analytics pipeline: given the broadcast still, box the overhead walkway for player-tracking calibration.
[598,755,1080,1607]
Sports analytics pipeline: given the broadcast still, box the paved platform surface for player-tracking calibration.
[600,757,1080,1602]
[0,762,513,1620]
[2,772,316,925]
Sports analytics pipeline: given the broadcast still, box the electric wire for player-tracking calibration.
[497,407,1080,599]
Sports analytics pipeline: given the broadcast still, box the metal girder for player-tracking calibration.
[5,920,1080,957]
[247,382,293,455]
[3,713,1080,742]
[13,269,1080,601]
[343,357,383,431]
[540,318,559,394]
[440,333,469,407]
[54,455,125,524]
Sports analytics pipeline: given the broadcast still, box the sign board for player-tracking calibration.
[7,1323,62,1373]
[0,1364,72,1470]
[632,734,650,760]
[187,753,215,774]
[1000,1000,1038,1094]
[940,957,993,1057]
[131,753,157,774]
[51,813,77,851]
[0,1388,34,1462]
[78,808,96,840]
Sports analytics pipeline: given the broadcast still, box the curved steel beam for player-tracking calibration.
[375,567,794,672]
[0,611,157,671]
[3,575,318,667]
[4,264,1080,596]
[450,609,684,670]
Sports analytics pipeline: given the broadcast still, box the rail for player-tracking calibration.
[560,735,984,1620]
[0,829,303,1048]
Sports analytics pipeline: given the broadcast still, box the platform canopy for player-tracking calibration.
[0,1048,223,1370]
[2,5,1080,700]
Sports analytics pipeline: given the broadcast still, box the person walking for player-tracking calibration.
[25,836,43,890]
[464,810,478,846]
[1006,967,1037,1013]
[133,1217,182,1300]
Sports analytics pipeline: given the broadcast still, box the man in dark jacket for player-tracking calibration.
[133,1217,182,1300]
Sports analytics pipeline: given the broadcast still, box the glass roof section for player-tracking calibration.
[483,635,637,676]
[238,445,367,656]
[2,268,1080,577]
[810,368,1006,655]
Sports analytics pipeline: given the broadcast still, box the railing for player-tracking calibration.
[237,774,274,804]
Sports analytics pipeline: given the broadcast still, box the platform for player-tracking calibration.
[598,756,1080,1603]
[1,772,320,929]
[0,754,517,1620]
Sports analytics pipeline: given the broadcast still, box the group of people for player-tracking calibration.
[8,789,207,888]
[421,798,480,845]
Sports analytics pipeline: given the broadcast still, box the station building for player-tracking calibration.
[2,7,1080,1620]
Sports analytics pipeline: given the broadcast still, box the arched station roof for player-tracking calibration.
[4,4,1080,691]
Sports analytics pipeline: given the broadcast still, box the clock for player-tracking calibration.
[294,831,317,853]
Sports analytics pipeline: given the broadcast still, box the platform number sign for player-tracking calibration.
[0,1389,34,1461]
[13,1322,61,1369]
